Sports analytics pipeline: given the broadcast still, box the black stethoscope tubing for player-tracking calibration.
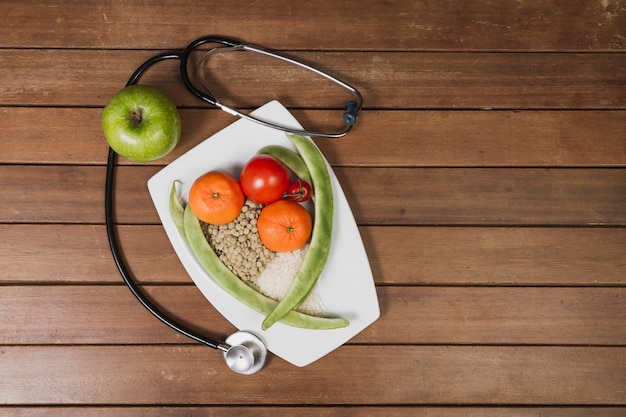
[106,36,363,357]
[106,50,229,352]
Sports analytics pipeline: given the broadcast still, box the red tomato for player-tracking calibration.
[284,179,312,202]
[240,155,290,204]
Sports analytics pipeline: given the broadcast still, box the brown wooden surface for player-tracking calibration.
[1,0,625,415]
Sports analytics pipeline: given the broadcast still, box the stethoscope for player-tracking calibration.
[105,36,363,374]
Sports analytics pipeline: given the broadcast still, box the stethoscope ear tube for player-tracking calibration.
[179,36,242,107]
[179,36,363,138]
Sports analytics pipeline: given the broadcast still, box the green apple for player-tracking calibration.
[102,84,181,162]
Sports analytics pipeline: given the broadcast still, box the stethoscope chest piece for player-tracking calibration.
[222,331,267,374]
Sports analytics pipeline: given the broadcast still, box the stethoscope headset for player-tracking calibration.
[105,36,363,374]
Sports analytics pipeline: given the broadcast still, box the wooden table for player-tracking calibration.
[1,1,625,415]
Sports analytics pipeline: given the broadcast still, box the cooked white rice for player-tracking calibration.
[254,244,325,316]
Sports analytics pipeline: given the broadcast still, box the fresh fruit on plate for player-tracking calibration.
[188,170,245,225]
[240,154,291,204]
[284,179,312,202]
[257,199,313,252]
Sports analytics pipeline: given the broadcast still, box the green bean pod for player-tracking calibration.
[169,180,185,240]
[256,145,311,185]
[181,203,348,330]
[261,134,335,330]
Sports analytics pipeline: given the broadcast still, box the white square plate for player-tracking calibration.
[147,100,379,367]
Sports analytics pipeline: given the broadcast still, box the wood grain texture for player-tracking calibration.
[1,0,624,51]
[2,0,625,412]
[0,345,624,405]
[0,50,624,109]
[2,285,625,345]
[3,407,626,417]
[2,107,625,167]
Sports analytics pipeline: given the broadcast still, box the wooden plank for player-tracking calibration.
[362,226,626,286]
[1,0,624,51]
[2,107,625,167]
[2,285,625,346]
[2,406,626,417]
[2,225,625,286]
[0,345,624,405]
[321,110,626,168]
[0,285,234,345]
[1,50,625,109]
[0,224,188,284]
[0,165,110,224]
[365,286,626,346]
[334,167,626,226]
[3,165,625,226]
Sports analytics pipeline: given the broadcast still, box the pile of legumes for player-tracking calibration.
[170,134,348,330]
[201,199,273,283]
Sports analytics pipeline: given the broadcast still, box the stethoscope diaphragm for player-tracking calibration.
[221,331,268,375]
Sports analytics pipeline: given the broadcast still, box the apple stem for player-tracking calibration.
[130,108,143,126]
